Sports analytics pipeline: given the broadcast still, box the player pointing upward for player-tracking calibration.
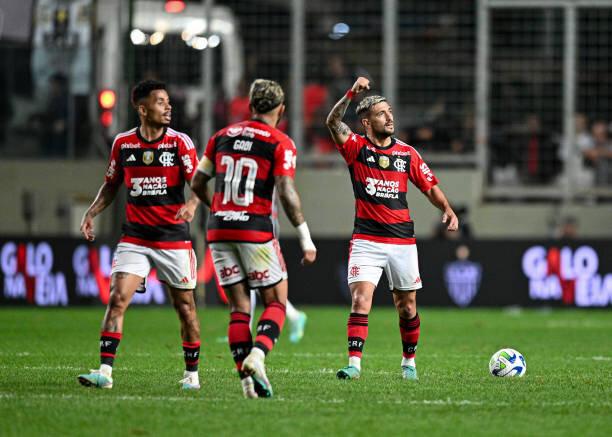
[325,77,458,380]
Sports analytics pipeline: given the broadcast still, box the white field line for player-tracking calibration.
[0,392,609,408]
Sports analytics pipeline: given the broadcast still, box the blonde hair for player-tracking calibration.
[356,95,387,117]
[249,79,284,113]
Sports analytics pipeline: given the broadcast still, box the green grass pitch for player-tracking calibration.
[1,307,611,436]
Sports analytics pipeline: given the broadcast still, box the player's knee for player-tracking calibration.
[351,293,372,313]
[108,289,130,312]
[395,297,416,319]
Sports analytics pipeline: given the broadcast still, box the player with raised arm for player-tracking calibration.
[325,77,458,381]
[77,80,203,390]
[191,79,316,398]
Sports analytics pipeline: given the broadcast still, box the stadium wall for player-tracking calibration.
[1,237,610,308]
[2,161,612,238]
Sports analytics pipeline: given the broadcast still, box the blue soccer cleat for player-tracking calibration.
[179,371,201,390]
[336,365,361,380]
[242,351,273,398]
[78,370,113,389]
[401,365,418,380]
[289,311,308,344]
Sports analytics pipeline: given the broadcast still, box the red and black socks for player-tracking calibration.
[347,312,369,370]
[229,311,252,376]
[253,301,286,355]
[100,331,122,367]
[182,341,201,372]
[399,313,420,365]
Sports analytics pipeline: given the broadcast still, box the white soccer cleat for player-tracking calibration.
[179,371,201,390]
[242,350,273,398]
[241,376,258,399]
[78,369,113,389]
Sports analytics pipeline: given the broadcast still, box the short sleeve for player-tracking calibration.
[273,137,297,178]
[104,136,124,185]
[336,133,362,164]
[409,147,439,192]
[177,134,199,182]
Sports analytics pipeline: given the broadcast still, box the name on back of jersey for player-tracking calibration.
[130,177,168,197]
[233,139,253,151]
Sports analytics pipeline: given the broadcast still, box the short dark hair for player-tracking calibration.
[131,79,166,107]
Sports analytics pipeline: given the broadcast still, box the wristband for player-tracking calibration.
[346,89,355,100]
[296,222,316,251]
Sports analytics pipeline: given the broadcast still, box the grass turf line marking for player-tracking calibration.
[0,393,610,408]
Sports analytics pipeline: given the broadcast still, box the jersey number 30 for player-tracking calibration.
[220,156,258,206]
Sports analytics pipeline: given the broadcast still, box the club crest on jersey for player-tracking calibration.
[159,151,174,167]
[143,151,154,165]
[379,156,390,169]
[394,158,406,172]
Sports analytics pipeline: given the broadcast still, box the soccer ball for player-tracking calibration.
[489,348,526,377]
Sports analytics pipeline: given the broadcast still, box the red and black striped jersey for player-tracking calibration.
[337,133,439,245]
[200,120,297,243]
[104,127,199,249]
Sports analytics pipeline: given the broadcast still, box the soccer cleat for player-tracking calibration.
[401,365,418,380]
[336,365,360,380]
[289,311,308,344]
[240,376,258,399]
[242,352,273,398]
[78,370,113,389]
[179,371,201,390]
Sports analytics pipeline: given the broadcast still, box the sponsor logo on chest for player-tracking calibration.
[129,176,168,197]
[365,177,400,199]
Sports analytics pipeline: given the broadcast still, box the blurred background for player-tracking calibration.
[1,0,611,308]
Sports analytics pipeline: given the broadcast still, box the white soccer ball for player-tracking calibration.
[489,348,526,377]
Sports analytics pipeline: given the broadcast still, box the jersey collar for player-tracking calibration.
[365,135,396,150]
[137,126,167,144]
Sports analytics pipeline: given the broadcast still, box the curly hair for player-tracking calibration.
[249,79,284,114]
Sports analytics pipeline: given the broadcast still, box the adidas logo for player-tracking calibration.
[180,277,190,284]
[367,156,375,163]
[127,154,136,162]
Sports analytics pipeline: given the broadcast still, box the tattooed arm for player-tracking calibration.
[275,175,316,265]
[275,175,305,227]
[325,76,370,145]
[80,182,121,241]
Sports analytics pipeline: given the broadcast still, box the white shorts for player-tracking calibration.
[209,239,288,289]
[111,242,197,290]
[347,239,422,291]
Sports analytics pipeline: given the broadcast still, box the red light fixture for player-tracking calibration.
[100,111,113,128]
[98,89,116,110]
[165,0,185,14]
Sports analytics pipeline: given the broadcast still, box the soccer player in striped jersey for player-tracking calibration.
[325,77,459,381]
[77,80,203,390]
[191,79,316,398]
